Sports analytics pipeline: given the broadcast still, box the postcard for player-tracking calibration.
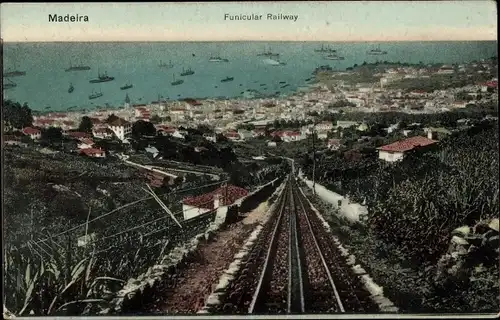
[1,1,498,319]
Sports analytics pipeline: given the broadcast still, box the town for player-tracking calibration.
[3,56,498,317]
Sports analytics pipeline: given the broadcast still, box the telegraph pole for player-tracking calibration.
[312,124,316,195]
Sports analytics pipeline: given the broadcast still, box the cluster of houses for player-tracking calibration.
[181,183,249,220]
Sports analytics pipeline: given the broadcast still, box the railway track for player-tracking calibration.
[213,176,378,314]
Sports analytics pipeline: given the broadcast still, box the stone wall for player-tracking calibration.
[435,218,499,285]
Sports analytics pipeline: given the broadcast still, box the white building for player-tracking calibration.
[377,136,437,163]
[316,121,334,132]
[22,127,41,140]
[107,117,132,141]
[336,120,359,129]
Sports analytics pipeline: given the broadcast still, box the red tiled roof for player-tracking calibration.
[68,131,91,139]
[108,117,130,127]
[80,148,105,156]
[486,81,498,88]
[23,127,41,135]
[225,131,240,137]
[80,138,94,145]
[35,119,56,125]
[182,185,249,210]
[159,127,176,133]
[377,136,437,153]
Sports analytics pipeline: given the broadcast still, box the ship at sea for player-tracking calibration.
[120,83,133,90]
[89,90,103,100]
[171,74,184,86]
[159,60,173,68]
[89,70,115,83]
[315,44,337,53]
[209,56,229,62]
[3,79,17,89]
[68,83,74,93]
[257,46,280,57]
[264,58,287,66]
[325,54,345,60]
[4,70,26,77]
[65,61,91,72]
[221,76,234,82]
[367,45,388,55]
[180,67,195,76]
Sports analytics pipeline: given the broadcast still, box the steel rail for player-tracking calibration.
[248,179,290,313]
[287,184,305,313]
[293,181,346,312]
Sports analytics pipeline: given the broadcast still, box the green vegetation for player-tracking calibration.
[301,120,499,312]
[78,116,93,133]
[3,147,225,315]
[3,99,34,129]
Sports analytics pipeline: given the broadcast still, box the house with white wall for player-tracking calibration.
[181,184,248,220]
[107,117,132,141]
[377,136,437,162]
[22,127,41,140]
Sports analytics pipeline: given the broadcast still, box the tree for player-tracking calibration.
[132,120,156,138]
[42,127,63,143]
[150,115,162,124]
[78,116,93,133]
[106,114,120,124]
[3,100,33,129]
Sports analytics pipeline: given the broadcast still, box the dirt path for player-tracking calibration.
[158,202,270,314]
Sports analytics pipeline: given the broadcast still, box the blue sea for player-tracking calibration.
[2,41,497,111]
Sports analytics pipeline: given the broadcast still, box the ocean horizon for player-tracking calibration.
[2,41,497,112]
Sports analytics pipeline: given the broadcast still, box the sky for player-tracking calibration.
[0,1,497,42]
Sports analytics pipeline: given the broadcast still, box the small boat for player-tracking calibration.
[120,83,133,90]
[221,77,234,82]
[89,70,114,83]
[171,74,184,86]
[192,53,196,57]
[367,45,388,55]
[89,90,103,100]
[68,83,74,93]
[279,81,287,84]
[315,45,337,53]
[180,67,195,76]
[260,84,266,86]
[209,56,228,62]
[65,61,91,72]
[305,77,312,81]
[325,54,345,60]
[257,46,280,57]
[4,70,26,77]
[280,84,290,88]
[264,58,286,66]
[159,60,174,68]
[3,79,17,89]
